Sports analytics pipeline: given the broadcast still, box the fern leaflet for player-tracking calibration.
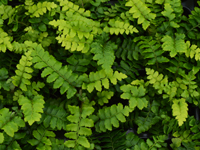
[18,95,45,125]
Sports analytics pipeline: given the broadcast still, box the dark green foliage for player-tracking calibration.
[1,0,200,149]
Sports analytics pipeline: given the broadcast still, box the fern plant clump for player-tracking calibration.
[1,0,200,149]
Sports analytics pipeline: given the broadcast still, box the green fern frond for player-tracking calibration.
[161,3,179,28]
[58,0,91,17]
[161,33,187,57]
[120,84,148,110]
[0,108,25,142]
[185,41,200,61]
[39,103,68,130]
[0,68,10,91]
[172,98,188,126]
[18,95,45,125]
[49,1,102,53]
[95,103,132,132]
[0,28,13,52]
[12,50,33,91]
[98,129,127,150]
[103,19,138,35]
[97,90,114,106]
[0,132,26,149]
[135,36,169,66]
[162,117,179,135]
[28,125,56,149]
[31,44,87,99]
[134,112,160,134]
[64,105,94,149]
[126,132,168,149]
[146,68,178,99]
[25,1,57,17]
[67,53,92,74]
[116,37,141,61]
[125,0,156,30]
[181,68,200,99]
[82,69,127,93]
[91,33,117,73]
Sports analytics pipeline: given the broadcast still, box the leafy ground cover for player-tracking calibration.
[0,0,200,149]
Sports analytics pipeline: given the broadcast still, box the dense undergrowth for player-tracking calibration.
[1,0,200,149]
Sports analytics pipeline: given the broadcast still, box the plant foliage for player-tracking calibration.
[1,0,200,149]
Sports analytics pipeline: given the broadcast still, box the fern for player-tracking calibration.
[135,36,169,67]
[18,95,45,125]
[49,0,102,53]
[67,53,92,74]
[125,0,156,30]
[134,109,161,134]
[120,84,148,110]
[91,33,117,74]
[98,129,127,150]
[172,98,188,126]
[115,37,141,61]
[64,105,94,149]
[28,125,56,149]
[185,41,200,61]
[95,103,133,132]
[126,132,168,149]
[0,68,10,91]
[96,90,114,106]
[82,69,127,93]
[0,108,25,143]
[25,1,57,18]
[0,28,13,52]
[0,132,26,150]
[39,102,68,130]
[161,3,179,28]
[31,43,87,99]
[161,33,187,57]
[103,18,138,35]
[11,50,33,91]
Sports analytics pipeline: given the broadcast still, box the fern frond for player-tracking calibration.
[135,36,169,66]
[0,68,10,91]
[125,0,156,30]
[181,68,200,99]
[0,132,26,149]
[161,3,179,28]
[98,129,126,150]
[126,132,168,149]
[67,53,92,74]
[0,108,25,141]
[31,44,87,99]
[18,95,45,125]
[25,1,57,17]
[91,33,117,73]
[116,37,141,61]
[82,69,127,93]
[49,1,102,53]
[12,50,33,91]
[58,0,91,17]
[28,125,56,149]
[103,19,138,35]
[120,84,148,110]
[64,105,94,149]
[185,41,200,61]
[161,33,187,57]
[0,28,13,52]
[39,103,68,130]
[172,98,188,126]
[146,68,177,99]
[95,103,132,132]
[97,91,114,106]
[134,112,160,134]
